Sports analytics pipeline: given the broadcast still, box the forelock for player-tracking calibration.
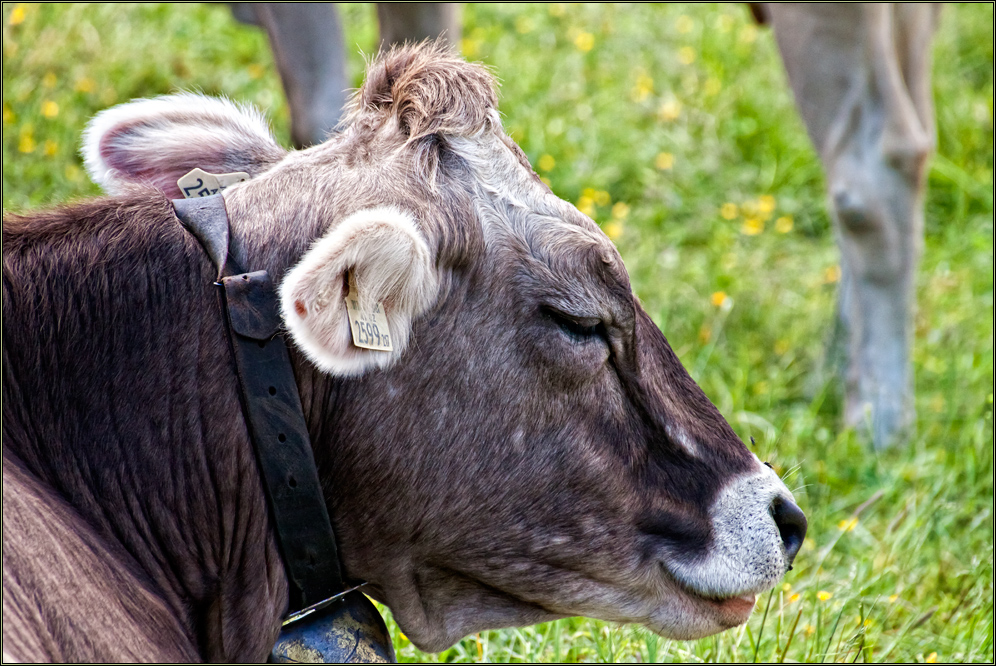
[344,40,499,142]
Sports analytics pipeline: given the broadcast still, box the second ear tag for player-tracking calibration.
[344,272,393,352]
[177,167,251,198]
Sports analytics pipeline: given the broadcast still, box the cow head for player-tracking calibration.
[85,43,805,652]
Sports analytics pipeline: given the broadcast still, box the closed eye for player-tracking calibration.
[543,307,605,343]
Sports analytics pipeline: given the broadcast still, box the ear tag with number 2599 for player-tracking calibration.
[344,273,393,352]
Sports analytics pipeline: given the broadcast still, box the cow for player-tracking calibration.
[234,2,939,449]
[2,43,806,662]
[758,3,940,449]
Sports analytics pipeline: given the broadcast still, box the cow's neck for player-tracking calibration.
[8,197,293,660]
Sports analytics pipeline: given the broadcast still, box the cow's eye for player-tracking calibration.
[544,307,604,343]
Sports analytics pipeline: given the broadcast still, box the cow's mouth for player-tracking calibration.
[648,561,763,636]
[701,592,757,625]
[669,577,760,630]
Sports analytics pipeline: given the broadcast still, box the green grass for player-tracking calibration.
[3,3,992,663]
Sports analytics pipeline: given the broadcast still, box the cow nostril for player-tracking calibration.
[770,496,807,567]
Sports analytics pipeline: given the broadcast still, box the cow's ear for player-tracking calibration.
[83,93,286,198]
[279,206,439,377]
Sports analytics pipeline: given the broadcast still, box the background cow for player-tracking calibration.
[233,2,940,450]
[2,44,805,662]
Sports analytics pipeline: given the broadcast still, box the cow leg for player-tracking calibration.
[765,3,939,448]
[241,3,349,148]
[375,3,461,49]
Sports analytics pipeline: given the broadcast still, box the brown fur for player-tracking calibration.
[3,195,288,661]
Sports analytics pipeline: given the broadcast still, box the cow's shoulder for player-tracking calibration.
[2,452,198,662]
[1,189,240,496]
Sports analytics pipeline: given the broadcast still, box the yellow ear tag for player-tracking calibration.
[344,272,393,352]
[177,167,250,198]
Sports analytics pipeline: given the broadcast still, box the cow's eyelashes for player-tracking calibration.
[543,307,604,343]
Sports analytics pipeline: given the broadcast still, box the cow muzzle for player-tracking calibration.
[664,459,806,605]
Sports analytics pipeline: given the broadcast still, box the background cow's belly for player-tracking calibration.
[2,455,198,663]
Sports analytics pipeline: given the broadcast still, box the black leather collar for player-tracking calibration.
[173,195,344,612]
[173,195,396,662]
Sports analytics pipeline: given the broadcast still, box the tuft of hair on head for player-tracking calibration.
[345,40,499,143]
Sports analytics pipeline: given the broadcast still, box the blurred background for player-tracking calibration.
[3,3,992,663]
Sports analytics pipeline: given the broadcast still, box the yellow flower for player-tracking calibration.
[676,15,694,34]
[704,77,722,96]
[75,77,95,93]
[9,4,26,26]
[18,133,36,153]
[594,190,611,207]
[577,196,596,218]
[775,215,794,233]
[549,3,566,17]
[925,653,937,663]
[604,221,623,241]
[41,100,59,118]
[631,73,654,103]
[824,265,841,283]
[889,594,899,603]
[817,590,833,602]
[741,218,764,235]
[782,583,792,592]
[515,16,533,34]
[460,38,479,58]
[711,291,728,307]
[720,202,738,220]
[611,202,629,220]
[804,624,815,636]
[42,72,57,88]
[248,64,265,80]
[838,517,858,532]
[658,99,682,122]
[655,152,674,170]
[43,139,58,156]
[537,154,556,172]
[789,593,801,603]
[678,47,696,65]
[574,31,595,53]
[758,195,776,213]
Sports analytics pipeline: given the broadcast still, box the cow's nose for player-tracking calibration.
[769,496,807,566]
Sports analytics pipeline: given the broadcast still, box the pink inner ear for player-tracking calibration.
[100,125,187,199]
[294,300,308,318]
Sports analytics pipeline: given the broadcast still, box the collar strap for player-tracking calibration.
[173,195,344,613]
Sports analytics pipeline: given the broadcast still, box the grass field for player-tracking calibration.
[3,3,992,663]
